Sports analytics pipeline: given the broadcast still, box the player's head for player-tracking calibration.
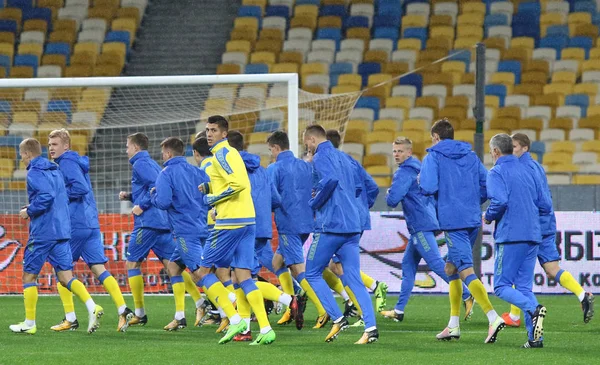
[227,130,244,151]
[48,128,70,159]
[192,137,211,165]
[126,132,149,159]
[511,132,531,158]
[19,138,42,165]
[303,124,327,154]
[326,129,341,149]
[195,130,207,140]
[266,130,289,159]
[160,137,185,162]
[393,137,413,165]
[489,133,513,163]
[430,118,454,146]
[206,115,229,147]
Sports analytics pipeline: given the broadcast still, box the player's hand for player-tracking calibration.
[19,208,29,219]
[198,184,205,194]
[482,213,491,225]
[210,209,217,221]
[132,205,143,216]
[119,191,130,201]
[150,187,156,194]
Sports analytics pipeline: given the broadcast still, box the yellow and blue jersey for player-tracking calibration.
[204,139,255,229]
[200,156,216,228]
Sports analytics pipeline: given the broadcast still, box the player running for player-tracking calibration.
[48,129,133,332]
[10,138,102,335]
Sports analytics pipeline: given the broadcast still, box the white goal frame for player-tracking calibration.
[0,73,301,155]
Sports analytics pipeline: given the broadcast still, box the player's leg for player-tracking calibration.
[336,233,378,344]
[255,238,276,274]
[125,227,156,325]
[382,235,420,322]
[329,258,361,321]
[164,253,187,331]
[437,234,463,340]
[52,234,82,331]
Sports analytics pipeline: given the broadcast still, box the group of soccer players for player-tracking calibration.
[11,114,595,348]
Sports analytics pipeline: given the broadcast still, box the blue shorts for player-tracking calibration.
[537,233,560,265]
[445,227,479,273]
[253,238,275,276]
[127,227,175,262]
[202,225,256,270]
[170,235,204,272]
[70,228,108,266]
[275,233,309,266]
[23,239,73,275]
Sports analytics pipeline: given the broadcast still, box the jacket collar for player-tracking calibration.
[315,140,334,154]
[129,150,150,165]
[519,151,533,162]
[495,154,517,166]
[163,156,187,167]
[210,138,228,152]
[276,150,294,162]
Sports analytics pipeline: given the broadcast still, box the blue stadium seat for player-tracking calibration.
[355,96,380,119]
[358,62,381,86]
[319,5,346,17]
[0,136,23,147]
[0,54,10,76]
[345,16,369,29]
[265,5,289,18]
[403,27,427,49]
[399,73,422,97]
[22,7,51,23]
[296,0,320,5]
[373,15,400,28]
[105,31,131,47]
[316,28,342,49]
[8,0,32,10]
[377,3,402,17]
[530,141,546,160]
[573,0,596,14]
[238,5,262,19]
[0,20,17,34]
[484,14,508,27]
[498,60,522,84]
[540,35,569,55]
[485,84,507,107]
[330,63,353,86]
[448,49,471,69]
[14,54,38,76]
[565,94,589,116]
[374,27,399,42]
[45,42,71,63]
[254,120,281,132]
[245,63,269,74]
[518,2,541,16]
[47,100,72,117]
[0,100,11,113]
[512,14,540,40]
[569,36,593,57]
[546,25,569,38]
[593,12,600,27]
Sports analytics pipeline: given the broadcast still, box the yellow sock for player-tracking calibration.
[510,305,521,317]
[102,275,126,310]
[128,274,144,312]
[69,279,92,304]
[256,281,284,302]
[449,279,462,317]
[361,271,376,290]
[24,286,38,322]
[278,270,294,295]
[247,289,270,330]
[236,288,251,319]
[323,269,345,296]
[300,278,326,316]
[173,281,185,313]
[57,282,75,314]
[559,271,585,298]
[181,271,201,303]
[344,285,363,316]
[468,279,494,314]
[205,283,237,319]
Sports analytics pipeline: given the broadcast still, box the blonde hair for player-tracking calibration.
[48,128,71,146]
[20,138,42,155]
[393,136,413,147]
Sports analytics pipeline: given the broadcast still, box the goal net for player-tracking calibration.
[0,74,360,294]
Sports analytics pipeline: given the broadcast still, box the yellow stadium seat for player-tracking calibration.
[427,37,453,52]
[270,63,298,74]
[344,129,366,144]
[581,60,600,72]
[234,17,259,33]
[247,132,270,145]
[112,18,137,42]
[331,85,360,94]
[23,19,47,33]
[582,140,600,152]
[573,23,598,38]
[250,51,276,64]
[373,119,400,132]
[561,47,586,61]
[0,146,16,159]
[364,50,388,64]
[0,31,14,45]
[40,111,68,126]
[454,130,475,144]
[337,74,362,87]
[65,65,93,77]
[545,164,579,173]
[456,25,483,40]
[510,37,535,50]
[372,176,391,187]
[366,165,392,176]
[441,106,467,122]
[346,27,370,43]
[38,0,63,8]
[18,43,43,59]
[454,37,480,50]
[366,131,395,144]
[300,63,327,77]
[0,158,15,178]
[295,4,319,19]
[74,42,100,58]
[572,175,600,185]
[96,0,120,9]
[13,111,38,125]
[102,42,126,58]
[318,16,342,29]
[71,51,97,66]
[544,152,573,165]
[396,130,425,144]
[551,71,577,84]
[53,19,77,35]
[384,62,409,77]
[485,129,508,142]
[397,38,422,51]
[401,14,427,30]
[0,43,14,61]
[430,26,455,41]
[550,140,576,153]
[226,40,251,54]
[259,28,283,41]
[230,28,257,44]
[535,94,562,108]
[568,12,592,26]
[93,64,121,77]
[403,119,427,131]
[430,14,453,27]
[543,83,574,97]
[347,119,371,132]
[461,2,486,14]
[490,117,518,131]
[117,7,141,26]
[522,71,547,85]
[457,13,484,27]
[540,13,565,37]
[385,96,412,110]
[363,154,389,168]
[573,83,598,97]
[10,66,34,78]
[491,72,516,87]
[87,6,116,23]
[242,0,266,12]
[0,8,22,31]
[255,39,282,55]
[49,30,75,46]
[586,105,600,117]
[368,73,393,88]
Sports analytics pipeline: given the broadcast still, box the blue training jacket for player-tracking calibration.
[26,156,71,241]
[240,151,281,239]
[484,154,553,244]
[519,152,557,236]
[129,151,170,231]
[420,139,488,230]
[151,156,209,239]
[310,141,362,234]
[386,156,440,234]
[345,153,379,231]
[267,150,314,235]
[54,150,100,230]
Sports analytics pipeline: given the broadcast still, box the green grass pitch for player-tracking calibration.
[0,294,596,365]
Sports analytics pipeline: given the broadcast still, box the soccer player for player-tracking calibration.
[419,119,504,343]
[228,130,304,339]
[503,133,594,326]
[119,132,205,327]
[201,115,276,345]
[47,129,133,332]
[266,130,330,329]
[381,137,474,322]
[484,133,550,348]
[325,129,388,317]
[10,138,102,334]
[303,125,378,344]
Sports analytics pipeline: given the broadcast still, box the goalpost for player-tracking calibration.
[0,74,361,295]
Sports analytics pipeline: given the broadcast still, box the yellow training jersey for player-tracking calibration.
[205,139,255,229]
[200,156,216,228]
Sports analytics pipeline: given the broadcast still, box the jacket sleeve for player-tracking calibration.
[308,154,339,210]
[386,169,412,208]
[535,169,553,215]
[151,170,173,210]
[60,159,90,202]
[479,161,488,204]
[419,154,439,196]
[352,160,363,198]
[135,161,159,211]
[362,168,379,208]
[204,148,249,206]
[269,176,282,210]
[26,170,56,217]
[484,169,508,222]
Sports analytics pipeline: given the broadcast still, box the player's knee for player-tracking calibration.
[444,263,457,276]
[126,260,141,270]
[329,262,343,276]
